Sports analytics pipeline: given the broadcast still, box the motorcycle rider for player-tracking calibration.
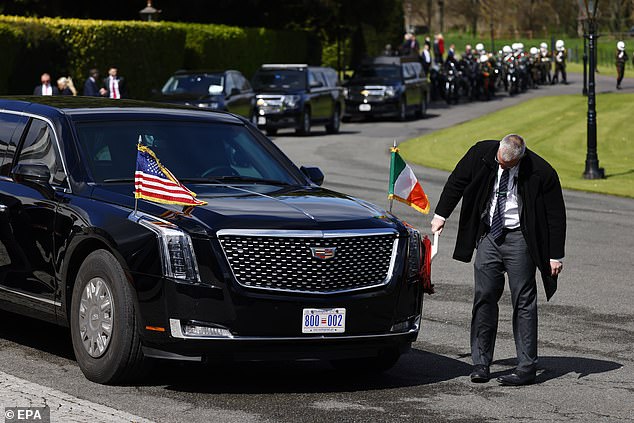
[539,42,552,84]
[529,47,541,88]
[616,40,628,89]
[552,39,567,85]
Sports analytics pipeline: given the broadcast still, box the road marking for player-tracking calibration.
[0,371,153,423]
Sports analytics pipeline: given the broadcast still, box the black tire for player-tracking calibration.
[296,108,311,135]
[265,128,278,136]
[398,97,407,121]
[70,249,146,384]
[330,348,401,373]
[325,106,341,134]
[415,95,427,119]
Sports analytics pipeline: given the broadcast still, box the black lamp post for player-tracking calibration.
[582,25,588,96]
[581,0,605,179]
[139,0,160,21]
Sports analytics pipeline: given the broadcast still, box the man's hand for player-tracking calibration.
[431,216,445,235]
[550,260,563,277]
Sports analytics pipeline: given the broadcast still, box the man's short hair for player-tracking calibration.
[499,134,526,162]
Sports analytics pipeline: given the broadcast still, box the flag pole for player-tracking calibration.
[134,135,141,216]
[388,139,397,213]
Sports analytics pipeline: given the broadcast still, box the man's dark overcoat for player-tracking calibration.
[435,140,566,300]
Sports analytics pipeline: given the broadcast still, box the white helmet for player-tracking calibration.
[475,43,484,52]
[540,42,548,49]
[503,45,512,54]
[617,41,625,51]
[511,42,520,50]
[517,42,524,50]
[479,54,489,63]
[556,39,565,51]
[530,47,538,55]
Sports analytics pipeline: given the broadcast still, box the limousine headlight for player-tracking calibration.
[130,213,200,282]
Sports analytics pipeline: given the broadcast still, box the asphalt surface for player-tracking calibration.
[1,72,633,423]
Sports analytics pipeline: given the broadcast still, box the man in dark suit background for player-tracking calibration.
[431,134,566,386]
[33,73,59,96]
[83,68,103,96]
[102,66,127,99]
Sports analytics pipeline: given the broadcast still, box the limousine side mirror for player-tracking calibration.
[13,163,51,185]
[12,163,55,198]
[300,166,324,186]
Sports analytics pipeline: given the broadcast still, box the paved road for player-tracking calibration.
[1,72,633,423]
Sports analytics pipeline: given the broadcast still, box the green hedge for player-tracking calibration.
[0,15,321,98]
[0,23,22,95]
[0,15,185,98]
[177,23,320,77]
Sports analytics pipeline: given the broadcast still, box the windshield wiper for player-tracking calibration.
[102,178,134,183]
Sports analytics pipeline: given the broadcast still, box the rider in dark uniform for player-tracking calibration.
[552,40,567,85]
[616,41,628,89]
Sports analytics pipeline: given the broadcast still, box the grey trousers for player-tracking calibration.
[472,231,538,373]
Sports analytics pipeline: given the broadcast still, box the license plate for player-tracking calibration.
[257,116,266,125]
[358,104,371,112]
[302,308,346,333]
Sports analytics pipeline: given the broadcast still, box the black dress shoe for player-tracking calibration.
[470,365,490,383]
[497,371,536,386]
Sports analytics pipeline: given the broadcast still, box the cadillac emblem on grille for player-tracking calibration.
[310,246,337,260]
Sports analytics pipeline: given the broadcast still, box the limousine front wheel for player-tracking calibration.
[70,250,146,384]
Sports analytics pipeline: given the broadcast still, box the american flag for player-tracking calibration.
[135,144,207,206]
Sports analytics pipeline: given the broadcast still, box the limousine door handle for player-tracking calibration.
[0,204,7,213]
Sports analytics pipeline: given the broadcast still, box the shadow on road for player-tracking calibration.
[493,356,623,384]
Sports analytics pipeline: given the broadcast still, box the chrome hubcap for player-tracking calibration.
[78,277,114,358]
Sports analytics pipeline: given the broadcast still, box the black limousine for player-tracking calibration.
[0,97,424,384]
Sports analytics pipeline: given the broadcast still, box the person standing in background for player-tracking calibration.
[615,41,628,90]
[33,73,59,96]
[57,77,76,96]
[102,66,127,99]
[83,68,103,96]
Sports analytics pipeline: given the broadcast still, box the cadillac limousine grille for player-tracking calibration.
[218,230,399,294]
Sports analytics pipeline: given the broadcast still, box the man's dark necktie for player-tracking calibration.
[490,169,510,241]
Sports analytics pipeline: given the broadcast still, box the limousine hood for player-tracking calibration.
[90,184,401,233]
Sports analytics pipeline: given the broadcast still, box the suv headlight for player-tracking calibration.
[385,86,398,98]
[129,212,200,282]
[342,87,349,98]
[282,94,301,109]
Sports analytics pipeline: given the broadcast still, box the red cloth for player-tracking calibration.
[419,235,435,294]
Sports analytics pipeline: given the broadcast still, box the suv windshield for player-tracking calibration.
[252,69,307,92]
[161,74,224,96]
[352,66,401,81]
[75,121,300,185]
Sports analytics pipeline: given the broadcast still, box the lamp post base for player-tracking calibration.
[583,166,605,179]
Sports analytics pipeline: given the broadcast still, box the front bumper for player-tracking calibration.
[255,108,301,130]
[344,99,400,117]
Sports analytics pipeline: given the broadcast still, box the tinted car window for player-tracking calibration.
[252,70,307,92]
[74,121,300,184]
[0,113,28,176]
[161,74,224,96]
[16,119,66,185]
[352,65,401,80]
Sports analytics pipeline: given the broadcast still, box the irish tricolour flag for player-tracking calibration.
[388,147,430,214]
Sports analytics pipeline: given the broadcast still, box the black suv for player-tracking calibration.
[252,64,344,136]
[153,70,255,120]
[0,97,424,384]
[344,57,429,120]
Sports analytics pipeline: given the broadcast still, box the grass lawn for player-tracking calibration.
[399,93,634,198]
